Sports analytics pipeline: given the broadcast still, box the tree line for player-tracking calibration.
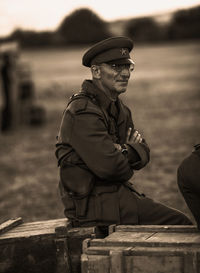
[1,5,200,48]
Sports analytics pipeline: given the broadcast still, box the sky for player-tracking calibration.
[0,0,200,36]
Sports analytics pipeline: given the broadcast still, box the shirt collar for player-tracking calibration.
[81,79,117,111]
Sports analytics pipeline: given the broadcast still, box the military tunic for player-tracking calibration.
[56,80,192,227]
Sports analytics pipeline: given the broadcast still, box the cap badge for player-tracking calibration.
[120,48,127,56]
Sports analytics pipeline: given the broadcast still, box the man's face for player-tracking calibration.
[99,63,131,97]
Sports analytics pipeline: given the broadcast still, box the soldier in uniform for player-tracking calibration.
[56,36,192,228]
[177,144,200,229]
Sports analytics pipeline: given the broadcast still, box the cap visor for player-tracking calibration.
[107,58,135,65]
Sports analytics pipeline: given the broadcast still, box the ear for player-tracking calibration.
[91,65,101,79]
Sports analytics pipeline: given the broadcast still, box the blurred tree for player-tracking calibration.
[125,17,161,42]
[57,8,111,45]
[168,6,200,40]
[10,29,55,47]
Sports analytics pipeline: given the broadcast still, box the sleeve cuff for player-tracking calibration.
[126,142,150,170]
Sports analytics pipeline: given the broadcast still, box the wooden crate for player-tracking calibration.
[0,218,96,273]
[82,225,200,273]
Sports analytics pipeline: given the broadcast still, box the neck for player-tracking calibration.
[93,79,118,101]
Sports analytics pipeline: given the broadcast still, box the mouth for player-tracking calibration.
[117,81,128,84]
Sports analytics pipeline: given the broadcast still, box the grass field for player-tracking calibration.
[0,41,200,224]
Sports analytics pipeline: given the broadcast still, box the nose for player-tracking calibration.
[120,67,130,78]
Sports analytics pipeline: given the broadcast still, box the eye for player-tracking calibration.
[110,64,118,69]
[110,64,124,72]
[110,64,135,72]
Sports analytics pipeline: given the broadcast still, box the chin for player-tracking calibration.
[117,88,127,94]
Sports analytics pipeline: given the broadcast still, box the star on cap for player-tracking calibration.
[120,48,127,56]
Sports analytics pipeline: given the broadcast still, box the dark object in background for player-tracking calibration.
[0,42,46,132]
[29,104,46,126]
[1,53,14,131]
[18,63,46,126]
[177,144,200,229]
[18,79,34,101]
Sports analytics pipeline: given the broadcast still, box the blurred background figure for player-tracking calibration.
[18,62,35,125]
[0,46,18,131]
[177,144,200,229]
[1,53,12,131]
[17,62,46,126]
[0,41,46,133]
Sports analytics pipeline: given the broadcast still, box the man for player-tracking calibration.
[56,36,192,228]
[177,144,200,229]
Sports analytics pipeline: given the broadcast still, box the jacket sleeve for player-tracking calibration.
[59,101,133,183]
[126,140,150,170]
[122,104,150,170]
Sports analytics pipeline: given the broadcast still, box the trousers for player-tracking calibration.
[118,185,192,225]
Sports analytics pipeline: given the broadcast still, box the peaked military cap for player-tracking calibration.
[82,36,134,67]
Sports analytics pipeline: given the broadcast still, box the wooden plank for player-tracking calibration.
[11,218,68,229]
[110,250,124,273]
[82,238,91,253]
[0,218,22,235]
[131,255,183,273]
[115,225,198,233]
[126,246,200,256]
[145,232,200,247]
[55,238,72,273]
[0,218,70,244]
[89,232,155,247]
[89,230,200,248]
[183,252,199,273]
[81,254,89,273]
[85,245,200,256]
[0,232,56,244]
[67,226,96,237]
[0,229,58,239]
[87,255,110,273]
[0,218,68,235]
[125,247,200,273]
[84,245,200,273]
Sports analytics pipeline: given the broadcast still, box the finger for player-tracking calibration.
[139,137,143,143]
[133,130,138,141]
[135,133,141,143]
[126,127,132,142]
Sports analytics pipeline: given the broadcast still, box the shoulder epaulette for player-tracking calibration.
[67,91,98,113]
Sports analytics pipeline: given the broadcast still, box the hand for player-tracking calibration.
[126,127,143,145]
[114,143,122,151]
